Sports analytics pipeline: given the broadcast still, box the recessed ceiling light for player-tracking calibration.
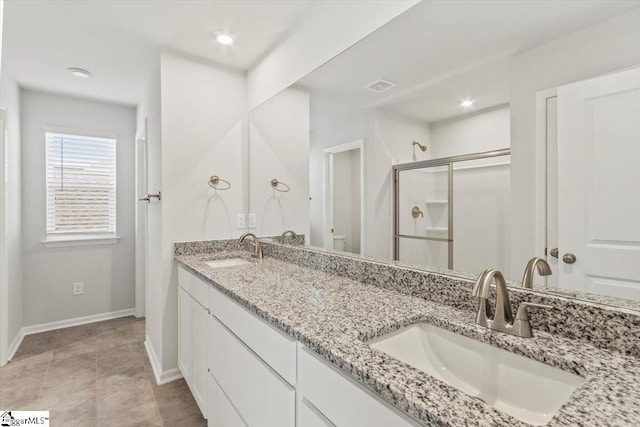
[215,32,235,46]
[460,99,475,108]
[68,67,92,78]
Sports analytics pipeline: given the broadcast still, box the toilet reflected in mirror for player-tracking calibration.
[319,140,364,255]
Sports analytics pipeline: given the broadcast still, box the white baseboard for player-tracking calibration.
[144,335,182,385]
[7,329,25,362]
[7,308,135,361]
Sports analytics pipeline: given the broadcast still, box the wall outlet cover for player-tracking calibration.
[73,282,84,296]
[248,214,256,229]
[236,213,246,229]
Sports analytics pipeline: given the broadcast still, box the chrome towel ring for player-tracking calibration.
[208,175,231,190]
[271,178,290,192]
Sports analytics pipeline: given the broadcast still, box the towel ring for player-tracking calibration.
[271,178,290,192]
[208,175,231,191]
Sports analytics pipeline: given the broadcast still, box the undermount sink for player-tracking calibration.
[368,324,583,425]
[205,258,251,269]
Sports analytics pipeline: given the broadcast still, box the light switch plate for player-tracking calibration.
[236,213,246,229]
[73,282,84,296]
[248,214,256,229]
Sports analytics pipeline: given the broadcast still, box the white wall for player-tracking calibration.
[0,74,23,362]
[249,86,309,238]
[20,90,136,326]
[430,105,510,158]
[372,110,431,259]
[144,51,247,378]
[310,110,375,249]
[310,108,430,258]
[247,1,418,110]
[509,8,640,278]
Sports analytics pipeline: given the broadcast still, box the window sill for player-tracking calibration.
[41,235,121,248]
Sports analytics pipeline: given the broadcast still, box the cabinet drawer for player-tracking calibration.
[209,285,296,384]
[207,373,247,427]
[178,266,209,309]
[299,398,336,427]
[298,345,419,427]
[208,315,295,427]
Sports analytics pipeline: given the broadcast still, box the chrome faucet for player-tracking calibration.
[472,269,553,338]
[239,233,262,259]
[280,230,297,243]
[521,257,552,289]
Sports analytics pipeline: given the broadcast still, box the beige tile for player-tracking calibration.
[0,373,47,409]
[48,396,97,427]
[97,374,161,426]
[53,336,97,359]
[96,316,136,334]
[48,350,96,376]
[0,351,52,409]
[11,331,59,362]
[55,323,97,348]
[96,327,137,351]
[0,318,204,427]
[38,380,96,415]
[131,319,146,340]
[97,342,145,379]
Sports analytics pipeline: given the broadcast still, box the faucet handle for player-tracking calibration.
[515,302,553,321]
[513,302,553,338]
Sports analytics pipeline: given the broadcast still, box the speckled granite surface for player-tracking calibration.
[175,248,640,427]
[261,242,640,358]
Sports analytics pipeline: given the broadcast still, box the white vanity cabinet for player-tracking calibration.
[177,265,420,427]
[297,345,420,427]
[207,284,296,427]
[177,267,209,419]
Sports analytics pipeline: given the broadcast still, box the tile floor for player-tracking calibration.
[0,316,207,426]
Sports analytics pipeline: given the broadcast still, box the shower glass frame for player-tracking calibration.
[393,148,511,270]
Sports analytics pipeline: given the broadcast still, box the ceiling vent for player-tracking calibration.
[364,78,397,93]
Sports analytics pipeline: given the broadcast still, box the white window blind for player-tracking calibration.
[46,132,116,236]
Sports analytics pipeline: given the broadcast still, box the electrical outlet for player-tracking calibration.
[248,214,256,229]
[236,213,246,229]
[72,282,84,296]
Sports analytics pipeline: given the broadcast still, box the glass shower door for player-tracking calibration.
[395,165,452,269]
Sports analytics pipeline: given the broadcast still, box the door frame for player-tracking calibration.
[0,99,8,366]
[134,120,148,318]
[535,87,558,278]
[322,139,365,254]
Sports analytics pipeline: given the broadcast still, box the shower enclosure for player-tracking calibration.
[393,148,511,276]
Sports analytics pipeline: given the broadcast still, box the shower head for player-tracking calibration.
[412,141,427,152]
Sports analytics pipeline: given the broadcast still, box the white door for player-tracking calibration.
[545,96,559,287]
[135,137,147,317]
[557,67,640,299]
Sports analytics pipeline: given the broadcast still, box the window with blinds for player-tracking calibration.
[46,131,116,236]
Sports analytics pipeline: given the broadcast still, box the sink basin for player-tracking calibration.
[205,258,251,269]
[368,324,583,425]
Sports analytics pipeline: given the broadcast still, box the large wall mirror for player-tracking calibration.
[248,2,640,309]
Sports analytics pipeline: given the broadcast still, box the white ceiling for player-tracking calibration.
[300,0,640,124]
[2,0,314,105]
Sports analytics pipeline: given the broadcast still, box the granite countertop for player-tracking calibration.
[175,251,640,426]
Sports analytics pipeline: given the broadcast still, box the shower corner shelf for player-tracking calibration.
[425,227,448,233]
[425,199,448,205]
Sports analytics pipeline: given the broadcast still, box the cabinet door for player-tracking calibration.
[208,315,295,427]
[207,373,247,427]
[192,299,208,417]
[299,346,419,427]
[178,287,192,382]
[298,398,335,427]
